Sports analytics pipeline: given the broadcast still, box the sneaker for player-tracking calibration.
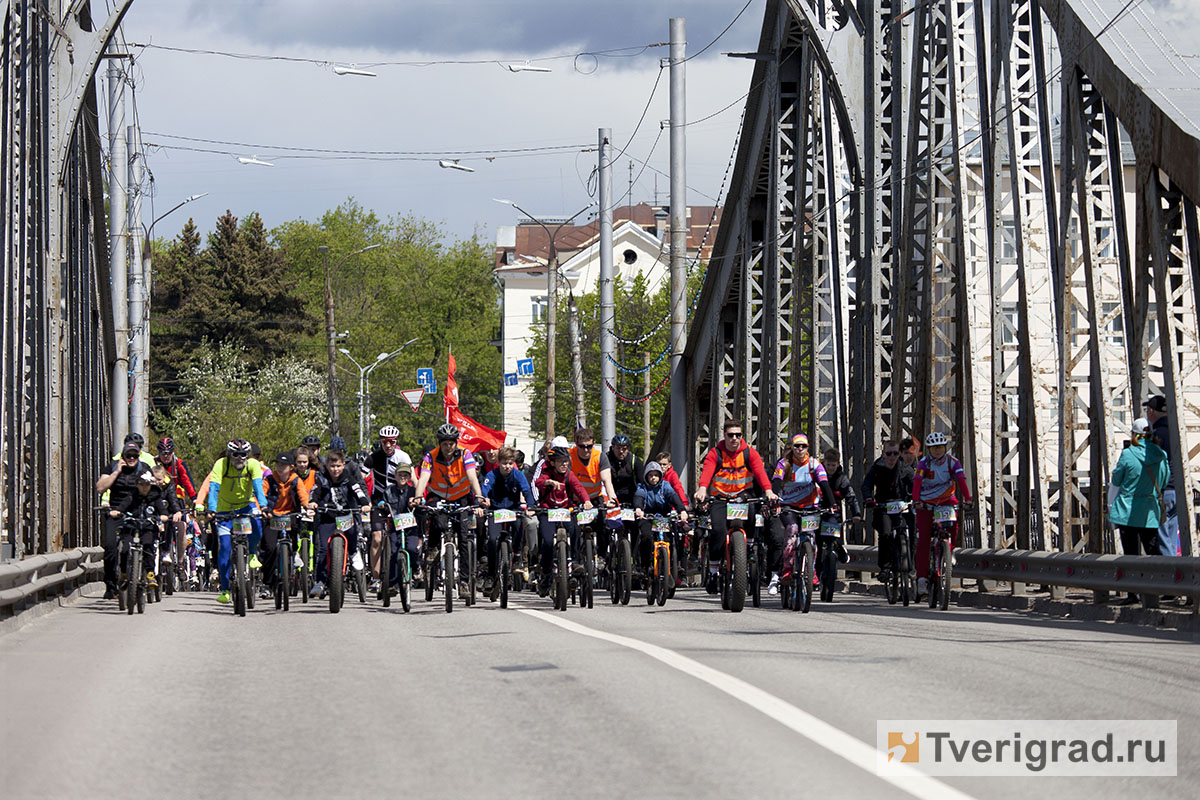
[538,578,551,598]
[705,570,719,594]
[488,577,500,602]
[351,552,364,572]
[293,553,304,569]
[103,587,116,600]
[259,584,271,600]
[878,568,893,583]
[310,581,324,598]
[835,542,849,563]
[916,577,928,598]
[216,590,231,604]
[248,554,262,570]
[146,571,157,588]
[767,572,780,596]
[458,582,470,600]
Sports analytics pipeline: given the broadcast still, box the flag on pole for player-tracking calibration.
[443,348,506,451]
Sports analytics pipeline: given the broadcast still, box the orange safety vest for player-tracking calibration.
[570,446,604,500]
[428,450,471,501]
[711,446,753,498]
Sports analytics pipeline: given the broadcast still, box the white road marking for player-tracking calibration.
[522,609,977,800]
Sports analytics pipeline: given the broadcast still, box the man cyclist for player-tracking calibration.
[412,423,485,597]
[769,434,835,595]
[478,446,537,600]
[365,425,410,589]
[570,428,618,566]
[862,441,915,584]
[911,431,972,599]
[205,439,267,605]
[95,441,155,598]
[695,420,778,592]
[533,445,592,596]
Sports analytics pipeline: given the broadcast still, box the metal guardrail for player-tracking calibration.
[841,545,1200,610]
[0,547,104,620]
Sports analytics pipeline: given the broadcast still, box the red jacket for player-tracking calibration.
[161,455,197,502]
[534,469,589,509]
[697,440,772,495]
[663,465,688,507]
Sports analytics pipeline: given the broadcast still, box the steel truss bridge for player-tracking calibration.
[664,0,1200,556]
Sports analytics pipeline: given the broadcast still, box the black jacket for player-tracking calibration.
[826,466,861,518]
[861,457,914,505]
[607,450,644,506]
[310,470,369,524]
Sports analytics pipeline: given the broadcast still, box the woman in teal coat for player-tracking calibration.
[1109,417,1169,558]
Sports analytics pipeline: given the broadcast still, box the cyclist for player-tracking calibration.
[533,445,592,596]
[95,441,155,598]
[365,426,408,579]
[205,439,267,605]
[108,470,176,591]
[821,448,861,559]
[307,447,371,598]
[769,434,835,595]
[412,423,485,596]
[375,455,418,593]
[476,446,501,476]
[695,419,778,592]
[479,446,537,600]
[862,441,915,583]
[633,461,688,571]
[911,431,972,599]
[155,437,196,503]
[301,434,324,468]
[607,433,643,506]
[261,452,311,598]
[293,446,319,495]
[655,451,689,509]
[570,428,618,565]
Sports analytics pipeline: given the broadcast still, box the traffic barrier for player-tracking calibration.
[841,545,1200,612]
[0,547,104,624]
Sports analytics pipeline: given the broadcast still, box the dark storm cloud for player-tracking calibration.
[178,0,762,60]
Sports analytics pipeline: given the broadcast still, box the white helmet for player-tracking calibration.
[924,431,948,447]
[379,425,400,439]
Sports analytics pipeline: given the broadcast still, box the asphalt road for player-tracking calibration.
[1,583,1195,800]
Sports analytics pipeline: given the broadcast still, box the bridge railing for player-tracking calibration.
[0,547,104,626]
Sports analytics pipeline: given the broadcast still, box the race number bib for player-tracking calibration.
[933,505,957,524]
[821,519,842,537]
[492,509,517,524]
[725,502,749,521]
[547,508,572,523]
[620,508,636,521]
[233,517,252,536]
[269,514,293,530]
[754,514,765,528]
[335,514,355,532]
[393,512,416,530]
[885,500,909,515]
[800,514,821,532]
[576,508,598,524]
[652,518,672,533]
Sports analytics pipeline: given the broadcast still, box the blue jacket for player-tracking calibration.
[1109,440,1168,529]
[634,481,685,515]
[480,467,536,510]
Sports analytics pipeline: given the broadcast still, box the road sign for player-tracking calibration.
[503,373,518,387]
[417,368,434,386]
[400,387,425,411]
[516,359,534,376]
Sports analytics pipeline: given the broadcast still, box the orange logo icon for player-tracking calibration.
[887,732,919,763]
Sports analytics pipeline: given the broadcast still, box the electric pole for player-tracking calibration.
[599,127,616,448]
[320,245,340,437]
[107,57,128,448]
[668,17,689,485]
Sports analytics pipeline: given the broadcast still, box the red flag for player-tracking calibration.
[447,405,507,452]
[444,350,460,418]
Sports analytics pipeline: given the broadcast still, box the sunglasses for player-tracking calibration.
[884,450,899,456]
[793,443,808,448]
[725,432,743,438]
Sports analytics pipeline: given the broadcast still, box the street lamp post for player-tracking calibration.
[339,338,418,448]
[494,199,592,439]
[321,243,382,437]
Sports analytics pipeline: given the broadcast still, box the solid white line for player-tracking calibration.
[521,609,977,800]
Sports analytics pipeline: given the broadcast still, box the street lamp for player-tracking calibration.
[321,242,383,436]
[339,338,418,448]
[493,197,593,439]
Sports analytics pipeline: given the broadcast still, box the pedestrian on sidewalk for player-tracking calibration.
[1108,417,1169,605]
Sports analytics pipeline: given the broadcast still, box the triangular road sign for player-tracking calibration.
[400,387,425,411]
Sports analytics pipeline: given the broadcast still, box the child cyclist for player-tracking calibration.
[911,431,972,599]
[306,449,371,598]
[478,446,538,600]
[373,454,418,594]
[261,452,311,597]
[533,446,592,596]
[633,461,688,573]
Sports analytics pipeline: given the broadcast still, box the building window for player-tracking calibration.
[1001,220,1018,260]
[1001,301,1018,347]
[531,295,548,324]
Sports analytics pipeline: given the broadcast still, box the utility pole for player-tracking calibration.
[107,57,128,448]
[668,18,689,484]
[568,292,587,428]
[599,127,616,448]
[643,351,651,460]
[128,123,146,438]
[320,245,340,437]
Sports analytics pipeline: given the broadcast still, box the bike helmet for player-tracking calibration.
[156,436,174,455]
[124,432,145,447]
[301,434,321,448]
[436,423,460,442]
[379,424,400,439]
[329,436,347,452]
[548,445,571,461]
[924,431,948,447]
[611,433,631,446]
[226,438,252,458]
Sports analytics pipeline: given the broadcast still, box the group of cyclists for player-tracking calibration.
[96,415,972,614]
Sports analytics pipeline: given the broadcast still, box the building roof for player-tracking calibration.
[494,202,722,271]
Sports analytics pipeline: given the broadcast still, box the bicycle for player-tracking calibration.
[643,512,680,607]
[870,499,913,607]
[108,509,159,615]
[487,508,525,609]
[211,510,258,617]
[574,508,599,609]
[292,513,314,604]
[780,507,819,613]
[922,502,956,611]
[309,505,360,614]
[536,507,576,611]
[606,505,635,606]
[816,513,844,603]
[380,504,417,613]
[266,513,295,612]
[701,497,761,613]
[417,500,476,613]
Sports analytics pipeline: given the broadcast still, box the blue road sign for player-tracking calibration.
[424,379,437,394]
[516,359,534,377]
[417,368,434,386]
[504,373,518,387]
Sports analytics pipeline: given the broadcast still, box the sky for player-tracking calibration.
[112,0,766,245]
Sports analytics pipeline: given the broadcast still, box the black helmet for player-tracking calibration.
[548,445,571,461]
[301,435,320,448]
[156,436,174,455]
[124,432,145,446]
[226,438,252,458]
[436,423,460,442]
[611,433,631,446]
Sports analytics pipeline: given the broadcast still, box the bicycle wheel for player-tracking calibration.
[820,546,837,603]
[444,542,456,614]
[298,537,310,604]
[425,551,436,603]
[728,530,746,613]
[466,538,477,607]
[131,548,144,615]
[400,552,412,613]
[499,539,511,609]
[329,536,345,614]
[617,537,632,606]
[380,533,391,607]
[356,553,367,605]
[656,546,669,607]
[164,558,175,596]
[245,546,256,612]
[939,540,952,611]
[582,536,595,609]
[668,536,679,599]
[280,541,292,612]
[555,538,569,612]
[645,541,656,606]
[800,541,814,613]
[608,546,621,605]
